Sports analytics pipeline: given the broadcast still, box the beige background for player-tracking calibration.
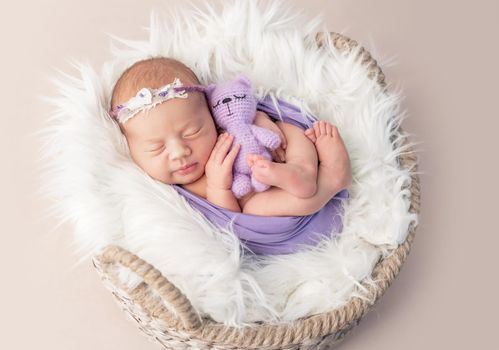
[1,0,497,349]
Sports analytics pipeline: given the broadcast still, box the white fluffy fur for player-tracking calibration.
[37,0,419,327]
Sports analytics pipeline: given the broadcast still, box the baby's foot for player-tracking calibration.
[304,121,352,192]
[246,153,265,168]
[246,154,317,198]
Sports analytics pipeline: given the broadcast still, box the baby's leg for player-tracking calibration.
[242,120,351,216]
[247,121,318,198]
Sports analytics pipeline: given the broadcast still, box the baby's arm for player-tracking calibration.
[205,132,242,212]
[206,188,241,212]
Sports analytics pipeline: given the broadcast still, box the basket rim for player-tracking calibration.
[93,31,420,348]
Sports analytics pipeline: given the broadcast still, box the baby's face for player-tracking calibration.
[122,92,218,185]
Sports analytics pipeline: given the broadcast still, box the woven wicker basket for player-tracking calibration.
[93,32,420,350]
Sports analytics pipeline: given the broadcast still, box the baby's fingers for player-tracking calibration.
[210,133,226,156]
[276,147,286,162]
[278,130,287,149]
[223,143,241,167]
[212,133,233,163]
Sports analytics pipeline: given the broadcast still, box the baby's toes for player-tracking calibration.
[313,120,330,138]
[251,161,272,185]
[246,154,254,167]
[319,120,327,135]
[332,126,346,145]
[255,159,271,168]
[325,123,334,136]
[313,121,321,138]
[304,128,316,143]
[246,153,262,167]
[332,125,340,138]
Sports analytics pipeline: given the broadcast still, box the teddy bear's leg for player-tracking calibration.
[232,172,253,198]
[251,176,270,193]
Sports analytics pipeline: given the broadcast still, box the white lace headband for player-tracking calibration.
[110,78,206,124]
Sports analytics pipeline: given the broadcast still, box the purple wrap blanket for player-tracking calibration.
[173,96,349,255]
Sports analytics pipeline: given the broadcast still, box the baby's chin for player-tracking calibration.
[183,169,205,183]
[162,167,204,185]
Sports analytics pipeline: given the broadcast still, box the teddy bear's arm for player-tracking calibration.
[250,125,281,150]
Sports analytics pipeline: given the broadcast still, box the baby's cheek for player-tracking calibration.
[197,156,209,171]
[199,139,215,162]
[143,158,167,183]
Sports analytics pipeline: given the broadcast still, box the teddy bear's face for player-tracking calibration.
[205,76,257,129]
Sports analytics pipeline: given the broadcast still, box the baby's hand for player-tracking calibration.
[205,133,241,191]
[254,111,287,162]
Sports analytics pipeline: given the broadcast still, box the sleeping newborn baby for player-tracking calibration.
[110,57,351,217]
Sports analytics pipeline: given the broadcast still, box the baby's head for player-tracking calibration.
[111,57,218,185]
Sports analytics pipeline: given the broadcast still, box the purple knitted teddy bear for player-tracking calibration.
[204,75,281,199]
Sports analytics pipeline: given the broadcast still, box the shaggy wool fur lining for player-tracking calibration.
[38,0,419,327]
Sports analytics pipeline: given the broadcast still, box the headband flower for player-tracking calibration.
[111,78,195,124]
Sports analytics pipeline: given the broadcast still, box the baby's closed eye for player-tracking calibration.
[146,145,165,153]
[183,127,202,137]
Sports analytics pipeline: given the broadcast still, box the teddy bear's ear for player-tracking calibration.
[205,83,216,92]
[235,74,251,87]
[204,84,216,98]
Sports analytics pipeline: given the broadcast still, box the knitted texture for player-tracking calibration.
[205,75,281,198]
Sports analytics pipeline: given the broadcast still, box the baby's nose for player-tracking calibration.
[168,140,191,160]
